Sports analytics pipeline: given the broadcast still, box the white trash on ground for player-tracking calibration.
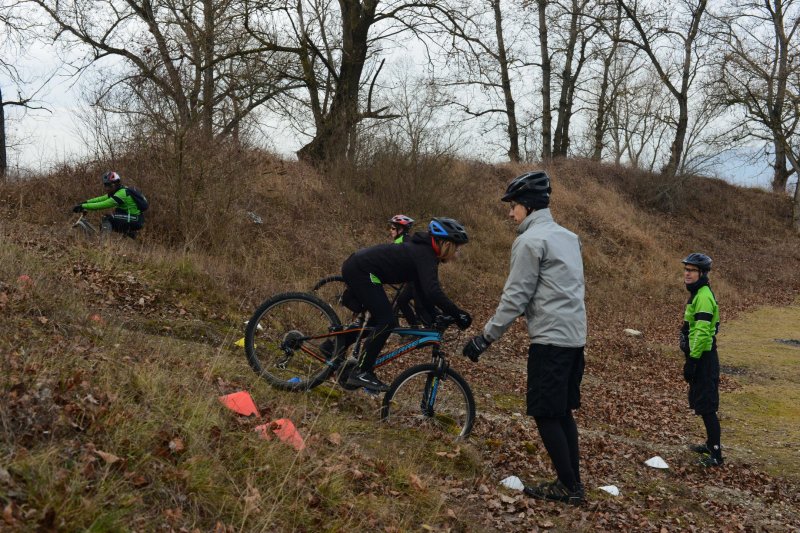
[624,328,643,337]
[500,475,525,491]
[644,456,669,469]
[599,485,620,496]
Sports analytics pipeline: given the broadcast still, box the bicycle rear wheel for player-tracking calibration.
[245,292,341,391]
[381,364,476,438]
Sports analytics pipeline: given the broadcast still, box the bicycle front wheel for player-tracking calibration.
[245,292,341,391]
[381,364,476,438]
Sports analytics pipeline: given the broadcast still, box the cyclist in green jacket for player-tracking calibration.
[680,253,723,467]
[72,171,144,238]
[388,214,414,243]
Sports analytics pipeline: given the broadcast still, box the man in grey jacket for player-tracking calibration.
[463,170,587,506]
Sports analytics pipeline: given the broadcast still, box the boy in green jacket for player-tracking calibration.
[680,253,724,467]
[72,171,144,238]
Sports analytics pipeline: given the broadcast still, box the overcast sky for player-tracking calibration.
[4,39,778,190]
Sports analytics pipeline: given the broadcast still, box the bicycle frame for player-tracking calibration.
[296,323,445,370]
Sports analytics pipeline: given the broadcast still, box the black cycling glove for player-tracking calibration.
[455,310,472,331]
[72,204,85,213]
[463,334,490,362]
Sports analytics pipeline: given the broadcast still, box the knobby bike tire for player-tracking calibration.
[245,292,341,391]
[381,363,476,438]
[312,275,345,292]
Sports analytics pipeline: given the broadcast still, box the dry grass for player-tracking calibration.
[3,151,800,530]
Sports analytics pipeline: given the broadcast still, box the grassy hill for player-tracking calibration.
[1,156,799,531]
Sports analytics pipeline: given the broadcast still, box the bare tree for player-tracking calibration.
[26,0,297,146]
[536,0,553,159]
[710,0,800,192]
[588,1,626,161]
[429,0,525,162]
[551,0,597,157]
[617,0,710,177]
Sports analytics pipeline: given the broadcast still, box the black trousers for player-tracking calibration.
[341,258,397,371]
[104,212,144,238]
[688,349,720,415]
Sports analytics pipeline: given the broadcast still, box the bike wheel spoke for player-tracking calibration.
[383,367,474,438]
[245,293,339,390]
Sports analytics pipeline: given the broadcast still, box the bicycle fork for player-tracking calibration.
[420,353,449,416]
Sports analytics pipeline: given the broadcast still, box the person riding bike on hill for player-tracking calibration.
[72,171,145,238]
[388,214,415,243]
[340,217,473,392]
[380,214,427,327]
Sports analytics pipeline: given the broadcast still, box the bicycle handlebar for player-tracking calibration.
[432,314,456,332]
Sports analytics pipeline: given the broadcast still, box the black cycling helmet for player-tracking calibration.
[102,171,121,186]
[428,217,469,244]
[682,253,712,273]
[501,170,551,203]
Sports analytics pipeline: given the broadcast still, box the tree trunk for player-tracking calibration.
[770,0,791,192]
[297,0,376,166]
[0,86,6,180]
[553,0,579,157]
[537,0,552,160]
[593,5,621,161]
[772,143,791,192]
[492,0,519,162]
[202,0,215,141]
[662,95,688,177]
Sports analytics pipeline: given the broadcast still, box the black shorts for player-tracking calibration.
[689,349,720,415]
[526,344,585,417]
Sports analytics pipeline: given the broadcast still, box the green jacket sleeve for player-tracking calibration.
[689,290,716,358]
[82,194,116,210]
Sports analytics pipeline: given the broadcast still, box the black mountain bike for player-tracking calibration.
[244,291,476,438]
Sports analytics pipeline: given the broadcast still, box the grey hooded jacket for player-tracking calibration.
[482,208,587,347]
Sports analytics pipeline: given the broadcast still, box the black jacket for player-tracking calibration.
[342,231,461,317]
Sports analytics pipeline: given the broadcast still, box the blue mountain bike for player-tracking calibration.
[244,292,476,437]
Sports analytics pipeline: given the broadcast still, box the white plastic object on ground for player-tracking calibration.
[644,456,669,469]
[599,485,620,496]
[624,328,643,337]
[500,475,524,491]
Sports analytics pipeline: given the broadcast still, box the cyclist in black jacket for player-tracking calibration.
[341,217,473,391]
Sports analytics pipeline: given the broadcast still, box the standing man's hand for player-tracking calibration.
[72,204,85,213]
[683,358,698,383]
[463,335,491,362]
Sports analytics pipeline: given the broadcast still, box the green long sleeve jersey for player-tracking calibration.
[81,188,141,215]
[683,285,720,359]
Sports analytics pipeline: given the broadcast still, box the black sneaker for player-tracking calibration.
[524,480,585,506]
[698,454,724,467]
[346,370,389,392]
[689,443,711,454]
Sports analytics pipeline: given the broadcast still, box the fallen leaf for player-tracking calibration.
[95,450,121,464]
[169,438,185,453]
[409,473,426,491]
[37,316,49,325]
[3,503,15,525]
[327,432,342,446]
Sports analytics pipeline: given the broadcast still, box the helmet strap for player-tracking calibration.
[430,236,441,257]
